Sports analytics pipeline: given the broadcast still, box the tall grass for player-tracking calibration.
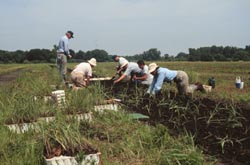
[2,62,248,164]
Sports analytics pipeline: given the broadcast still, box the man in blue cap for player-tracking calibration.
[57,30,74,83]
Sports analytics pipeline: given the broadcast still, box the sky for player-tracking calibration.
[0,0,249,56]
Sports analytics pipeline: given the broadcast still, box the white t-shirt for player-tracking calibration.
[142,65,154,81]
[118,57,128,67]
[73,62,92,77]
[124,62,142,76]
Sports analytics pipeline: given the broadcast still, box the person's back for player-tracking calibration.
[70,58,96,89]
[147,63,188,95]
[124,62,142,76]
[157,67,177,82]
[118,57,128,68]
[73,62,92,76]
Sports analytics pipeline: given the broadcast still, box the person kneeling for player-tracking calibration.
[70,58,97,89]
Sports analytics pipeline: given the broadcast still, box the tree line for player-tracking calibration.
[0,45,250,63]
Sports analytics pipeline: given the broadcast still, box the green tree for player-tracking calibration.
[142,48,161,61]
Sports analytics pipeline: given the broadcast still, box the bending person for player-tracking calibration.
[113,61,142,84]
[133,60,153,85]
[70,58,97,89]
[112,55,129,76]
[147,63,189,95]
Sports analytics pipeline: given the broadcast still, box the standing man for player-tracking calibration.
[133,60,153,85]
[147,63,189,95]
[70,58,97,89]
[57,30,74,83]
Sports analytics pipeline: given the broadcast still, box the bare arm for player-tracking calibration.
[133,74,147,81]
[114,74,126,84]
[86,75,90,85]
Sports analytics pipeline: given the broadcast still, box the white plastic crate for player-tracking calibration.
[6,122,39,134]
[45,152,101,165]
[67,113,93,122]
[202,85,212,93]
[33,96,53,103]
[7,113,92,133]
[51,90,66,106]
[46,156,77,165]
[37,116,56,123]
[94,104,118,112]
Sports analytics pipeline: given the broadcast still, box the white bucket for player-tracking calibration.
[240,82,244,89]
[202,85,212,93]
[235,77,241,84]
[235,77,241,89]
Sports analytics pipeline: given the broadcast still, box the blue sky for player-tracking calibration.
[0,0,249,56]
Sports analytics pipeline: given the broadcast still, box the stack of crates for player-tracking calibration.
[51,90,66,107]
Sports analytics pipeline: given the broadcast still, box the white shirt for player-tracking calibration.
[73,62,92,77]
[124,62,142,76]
[142,65,154,82]
[118,57,128,67]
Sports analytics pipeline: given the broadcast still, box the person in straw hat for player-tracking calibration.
[70,58,97,89]
[147,63,189,95]
[113,60,143,84]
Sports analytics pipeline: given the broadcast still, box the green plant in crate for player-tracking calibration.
[0,126,43,164]
[0,85,56,124]
[41,117,98,160]
[0,93,41,124]
[67,83,105,114]
[15,70,52,96]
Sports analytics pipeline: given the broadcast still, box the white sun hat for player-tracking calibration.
[88,58,97,66]
[148,63,158,73]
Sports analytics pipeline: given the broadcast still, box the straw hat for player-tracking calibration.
[120,60,128,68]
[88,58,97,66]
[148,63,158,73]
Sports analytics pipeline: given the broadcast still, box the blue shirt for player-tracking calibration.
[58,35,70,55]
[147,67,177,94]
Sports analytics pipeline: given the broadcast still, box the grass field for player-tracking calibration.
[89,61,250,102]
[0,62,249,164]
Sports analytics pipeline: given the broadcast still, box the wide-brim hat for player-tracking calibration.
[148,63,158,73]
[88,58,97,66]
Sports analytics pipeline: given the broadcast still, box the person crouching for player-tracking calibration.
[147,63,189,95]
[70,58,97,89]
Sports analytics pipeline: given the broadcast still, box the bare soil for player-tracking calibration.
[101,82,250,164]
[0,68,25,85]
